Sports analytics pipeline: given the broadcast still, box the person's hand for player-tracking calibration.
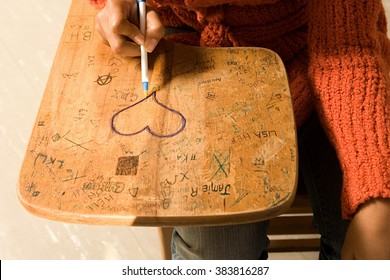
[95,0,164,57]
[342,198,390,259]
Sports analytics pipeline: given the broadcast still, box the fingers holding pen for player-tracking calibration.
[96,0,142,56]
[95,0,164,57]
[144,8,165,52]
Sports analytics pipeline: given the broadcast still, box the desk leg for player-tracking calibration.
[158,227,174,260]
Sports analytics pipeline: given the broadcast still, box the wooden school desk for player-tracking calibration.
[18,0,297,228]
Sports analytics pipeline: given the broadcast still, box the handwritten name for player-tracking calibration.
[82,181,125,194]
[191,182,231,197]
[198,77,222,86]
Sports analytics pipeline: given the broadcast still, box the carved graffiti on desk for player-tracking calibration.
[64,16,94,43]
[88,55,96,67]
[25,182,41,198]
[65,138,93,151]
[111,88,135,102]
[82,180,126,194]
[52,130,70,143]
[72,108,89,122]
[115,156,139,176]
[95,73,115,86]
[159,185,174,209]
[195,55,216,73]
[107,57,123,74]
[211,150,231,179]
[129,187,139,198]
[177,153,197,164]
[231,189,250,208]
[83,178,125,212]
[63,169,86,184]
[34,152,65,170]
[62,72,79,80]
[201,182,231,196]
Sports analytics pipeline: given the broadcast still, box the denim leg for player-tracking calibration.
[171,221,269,260]
[297,113,349,260]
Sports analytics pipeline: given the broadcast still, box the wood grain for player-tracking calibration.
[17,0,297,226]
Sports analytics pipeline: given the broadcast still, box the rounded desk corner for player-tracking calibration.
[272,189,297,215]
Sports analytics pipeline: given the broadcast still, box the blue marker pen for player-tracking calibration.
[137,0,148,96]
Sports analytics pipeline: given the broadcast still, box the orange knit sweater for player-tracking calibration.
[89,0,390,219]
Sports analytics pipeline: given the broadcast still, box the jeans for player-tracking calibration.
[171,112,349,260]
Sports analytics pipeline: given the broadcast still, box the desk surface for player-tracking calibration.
[17,0,297,226]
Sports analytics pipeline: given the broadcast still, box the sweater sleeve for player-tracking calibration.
[307,0,390,219]
[88,0,106,9]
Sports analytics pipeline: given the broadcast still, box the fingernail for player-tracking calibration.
[145,39,158,52]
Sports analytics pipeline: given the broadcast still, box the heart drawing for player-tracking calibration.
[111,91,187,138]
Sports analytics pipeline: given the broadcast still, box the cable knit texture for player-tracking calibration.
[89,0,390,219]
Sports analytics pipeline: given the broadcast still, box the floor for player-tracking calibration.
[1,0,389,260]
